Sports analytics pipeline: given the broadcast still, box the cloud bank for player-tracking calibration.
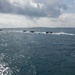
[0,0,67,18]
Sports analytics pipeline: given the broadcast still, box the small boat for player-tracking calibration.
[46,31,52,34]
[50,32,52,33]
[46,32,49,34]
[30,31,34,33]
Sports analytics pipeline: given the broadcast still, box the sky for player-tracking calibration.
[0,0,75,28]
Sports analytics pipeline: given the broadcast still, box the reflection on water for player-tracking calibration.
[0,53,13,75]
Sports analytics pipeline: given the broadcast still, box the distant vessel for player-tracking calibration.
[23,30,53,34]
[30,31,34,33]
[46,31,52,34]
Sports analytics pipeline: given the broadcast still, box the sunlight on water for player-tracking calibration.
[0,28,75,75]
[0,53,13,75]
[0,63,12,75]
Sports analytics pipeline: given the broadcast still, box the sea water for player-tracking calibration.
[0,28,75,75]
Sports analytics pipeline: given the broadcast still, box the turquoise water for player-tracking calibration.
[0,28,75,75]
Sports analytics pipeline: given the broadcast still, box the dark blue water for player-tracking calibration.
[0,28,75,75]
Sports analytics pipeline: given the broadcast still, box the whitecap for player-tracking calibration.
[52,32,75,36]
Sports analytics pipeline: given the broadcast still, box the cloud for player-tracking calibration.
[0,0,67,18]
[0,13,75,28]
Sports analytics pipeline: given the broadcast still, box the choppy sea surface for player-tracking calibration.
[0,28,75,75]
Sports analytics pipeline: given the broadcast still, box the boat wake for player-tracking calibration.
[30,31,75,36]
[0,30,75,36]
[52,32,75,36]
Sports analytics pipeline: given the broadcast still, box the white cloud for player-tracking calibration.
[0,13,75,28]
[0,0,75,28]
[0,0,67,18]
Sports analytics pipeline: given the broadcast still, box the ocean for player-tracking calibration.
[0,28,75,75]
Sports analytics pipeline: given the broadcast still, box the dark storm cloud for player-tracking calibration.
[0,0,67,18]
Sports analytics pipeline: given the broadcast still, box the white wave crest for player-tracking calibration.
[33,31,75,36]
[0,30,75,36]
[52,32,75,36]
